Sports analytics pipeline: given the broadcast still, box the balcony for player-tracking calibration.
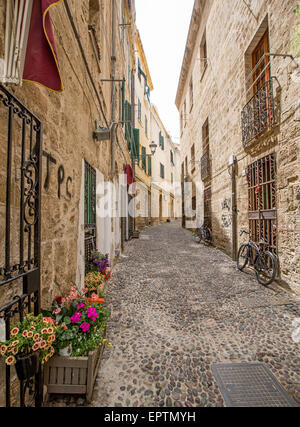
[241,79,275,148]
[201,150,211,181]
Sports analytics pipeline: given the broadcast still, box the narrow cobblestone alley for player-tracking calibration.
[47,221,300,407]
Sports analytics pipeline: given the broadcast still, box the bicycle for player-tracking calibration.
[237,229,277,286]
[197,224,212,244]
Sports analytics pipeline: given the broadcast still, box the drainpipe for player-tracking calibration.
[110,0,117,178]
[230,156,238,261]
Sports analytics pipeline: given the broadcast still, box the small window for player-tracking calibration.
[160,163,165,179]
[200,31,208,77]
[191,144,195,172]
[145,115,148,136]
[170,150,174,165]
[202,119,209,152]
[142,146,146,171]
[189,78,193,111]
[159,132,165,150]
[138,99,142,122]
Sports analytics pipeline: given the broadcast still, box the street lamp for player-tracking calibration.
[149,141,157,156]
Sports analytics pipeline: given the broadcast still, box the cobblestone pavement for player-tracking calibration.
[47,221,300,407]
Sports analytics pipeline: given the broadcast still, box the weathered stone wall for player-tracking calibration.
[0,0,134,311]
[177,0,300,295]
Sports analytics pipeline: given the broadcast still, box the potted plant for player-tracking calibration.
[90,251,110,274]
[43,287,111,402]
[0,313,57,381]
[84,271,106,297]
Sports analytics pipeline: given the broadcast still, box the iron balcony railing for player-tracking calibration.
[241,79,275,148]
[201,150,211,181]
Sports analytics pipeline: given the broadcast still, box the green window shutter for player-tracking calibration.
[159,132,164,150]
[148,155,152,176]
[132,128,140,160]
[125,101,132,145]
[122,81,125,123]
[142,146,146,171]
[160,163,165,179]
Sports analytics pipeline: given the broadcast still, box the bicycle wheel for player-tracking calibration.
[237,243,249,271]
[205,228,212,243]
[254,250,277,286]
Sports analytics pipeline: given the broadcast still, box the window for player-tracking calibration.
[159,131,165,150]
[183,100,187,127]
[180,111,183,134]
[201,119,210,180]
[145,115,148,136]
[160,163,165,179]
[252,30,270,94]
[200,31,208,77]
[148,156,152,177]
[191,144,195,173]
[84,160,96,274]
[202,118,209,152]
[142,146,146,171]
[138,99,142,122]
[170,150,174,166]
[189,78,193,111]
[171,172,174,185]
[247,153,277,255]
[242,24,274,147]
[185,156,188,176]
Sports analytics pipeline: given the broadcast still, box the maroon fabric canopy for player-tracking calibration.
[23,0,63,92]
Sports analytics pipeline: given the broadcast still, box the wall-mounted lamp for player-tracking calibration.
[149,141,158,156]
[93,121,118,142]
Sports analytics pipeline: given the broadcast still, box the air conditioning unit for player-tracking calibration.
[0,0,33,85]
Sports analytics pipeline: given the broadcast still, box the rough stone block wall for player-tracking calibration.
[178,0,300,294]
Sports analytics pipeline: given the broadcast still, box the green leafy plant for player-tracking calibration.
[51,287,110,357]
[84,271,106,295]
[292,5,300,57]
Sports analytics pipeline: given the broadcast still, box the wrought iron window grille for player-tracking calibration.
[242,79,275,148]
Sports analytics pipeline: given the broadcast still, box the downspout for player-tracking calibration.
[110,0,117,178]
[231,158,238,261]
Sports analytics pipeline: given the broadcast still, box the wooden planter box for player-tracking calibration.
[44,337,106,403]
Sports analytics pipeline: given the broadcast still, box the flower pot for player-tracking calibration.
[59,343,72,357]
[15,353,39,381]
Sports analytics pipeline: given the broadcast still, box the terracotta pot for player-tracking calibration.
[15,353,39,381]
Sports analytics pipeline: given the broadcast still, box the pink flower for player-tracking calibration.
[54,308,61,315]
[80,322,90,332]
[87,307,99,322]
[70,312,82,323]
[77,303,85,310]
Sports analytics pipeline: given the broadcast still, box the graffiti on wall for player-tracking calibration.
[42,151,73,200]
[221,198,232,228]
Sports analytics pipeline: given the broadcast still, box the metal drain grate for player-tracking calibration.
[212,363,297,407]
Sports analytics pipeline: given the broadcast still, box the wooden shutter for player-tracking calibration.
[148,156,152,177]
[142,146,146,171]
[132,128,140,160]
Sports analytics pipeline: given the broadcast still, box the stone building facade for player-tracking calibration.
[150,105,181,225]
[176,0,300,295]
[0,0,137,312]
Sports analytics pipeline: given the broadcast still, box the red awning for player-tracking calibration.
[23,0,63,92]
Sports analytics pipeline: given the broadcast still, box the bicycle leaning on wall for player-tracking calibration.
[237,229,277,286]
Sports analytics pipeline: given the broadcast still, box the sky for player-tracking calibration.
[134,0,195,144]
